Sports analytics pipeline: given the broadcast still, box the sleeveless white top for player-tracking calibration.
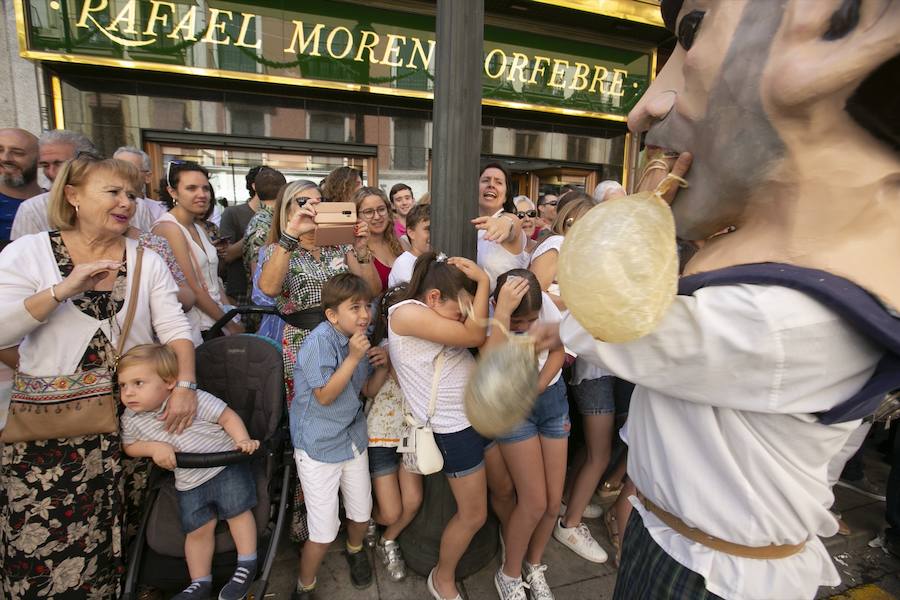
[387,299,476,434]
[155,213,223,332]
[477,210,528,291]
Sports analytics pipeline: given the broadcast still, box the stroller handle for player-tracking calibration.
[207,305,289,338]
[175,446,261,469]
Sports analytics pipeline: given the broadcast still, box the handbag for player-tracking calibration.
[1,247,144,443]
[397,350,446,476]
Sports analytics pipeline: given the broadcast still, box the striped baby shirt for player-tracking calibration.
[121,389,238,491]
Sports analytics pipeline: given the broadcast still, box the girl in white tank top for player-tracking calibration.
[387,252,490,600]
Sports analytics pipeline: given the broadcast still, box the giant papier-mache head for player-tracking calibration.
[629,0,900,308]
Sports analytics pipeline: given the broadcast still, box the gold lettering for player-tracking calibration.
[529,56,551,85]
[234,12,260,49]
[108,0,137,34]
[76,0,107,29]
[354,30,380,63]
[588,65,609,93]
[609,68,628,96]
[380,33,406,67]
[167,6,197,41]
[326,26,353,59]
[484,48,507,79]
[570,62,590,91]
[285,21,324,55]
[408,37,435,70]
[143,0,175,36]
[548,59,569,88]
[507,52,529,83]
[202,8,233,45]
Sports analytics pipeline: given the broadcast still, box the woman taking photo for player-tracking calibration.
[258,184,379,543]
[473,162,527,290]
[0,154,196,599]
[355,186,403,291]
[153,162,242,341]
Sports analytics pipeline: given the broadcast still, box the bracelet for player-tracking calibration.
[278,232,299,251]
[50,284,63,303]
[175,380,197,390]
[353,247,371,264]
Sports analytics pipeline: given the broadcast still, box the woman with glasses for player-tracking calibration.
[153,162,242,342]
[513,195,543,254]
[355,186,403,291]
[537,194,559,229]
[0,155,196,599]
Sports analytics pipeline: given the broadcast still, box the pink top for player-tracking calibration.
[394,219,406,238]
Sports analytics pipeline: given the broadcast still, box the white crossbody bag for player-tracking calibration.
[397,349,446,475]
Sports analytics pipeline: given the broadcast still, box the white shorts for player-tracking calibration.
[294,448,373,543]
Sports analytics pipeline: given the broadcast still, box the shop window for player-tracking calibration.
[393,118,426,170]
[90,104,125,157]
[217,14,259,73]
[566,135,591,163]
[230,107,265,136]
[481,128,494,154]
[515,132,542,158]
[309,113,347,142]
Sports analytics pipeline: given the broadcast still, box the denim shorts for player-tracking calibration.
[177,462,257,533]
[368,446,400,477]
[572,376,616,416]
[497,378,570,444]
[434,426,487,478]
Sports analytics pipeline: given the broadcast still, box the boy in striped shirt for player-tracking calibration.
[120,343,260,600]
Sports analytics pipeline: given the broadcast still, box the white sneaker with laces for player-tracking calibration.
[559,501,603,520]
[552,519,608,563]
[523,563,554,600]
[494,569,529,600]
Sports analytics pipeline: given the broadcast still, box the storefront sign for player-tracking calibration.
[16,0,654,121]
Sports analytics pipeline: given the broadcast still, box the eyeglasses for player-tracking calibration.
[516,210,537,219]
[540,200,558,207]
[359,206,389,220]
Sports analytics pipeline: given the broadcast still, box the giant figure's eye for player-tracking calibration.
[677,10,705,50]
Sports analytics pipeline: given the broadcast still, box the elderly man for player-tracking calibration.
[10,131,158,238]
[114,145,167,224]
[0,128,41,247]
[535,1,900,599]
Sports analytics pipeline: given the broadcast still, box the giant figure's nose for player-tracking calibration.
[627,48,685,134]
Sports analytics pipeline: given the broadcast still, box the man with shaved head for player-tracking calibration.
[534,0,900,598]
[0,128,41,248]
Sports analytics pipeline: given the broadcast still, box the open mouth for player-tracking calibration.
[111,214,129,224]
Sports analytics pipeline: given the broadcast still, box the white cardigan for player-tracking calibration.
[0,232,193,377]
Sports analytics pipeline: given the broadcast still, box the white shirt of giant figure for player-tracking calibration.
[561,284,881,600]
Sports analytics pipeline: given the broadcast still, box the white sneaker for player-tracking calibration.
[559,501,603,520]
[427,569,462,600]
[523,563,554,600]
[494,569,529,600]
[552,519,608,563]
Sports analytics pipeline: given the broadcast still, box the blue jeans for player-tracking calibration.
[177,462,257,533]
[497,378,570,444]
[434,426,487,478]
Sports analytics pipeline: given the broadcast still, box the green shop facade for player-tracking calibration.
[15,0,668,204]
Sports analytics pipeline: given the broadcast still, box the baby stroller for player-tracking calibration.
[123,308,290,600]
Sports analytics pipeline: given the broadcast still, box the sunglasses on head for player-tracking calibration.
[516,210,537,219]
[165,159,187,187]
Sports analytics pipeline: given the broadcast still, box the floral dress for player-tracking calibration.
[263,241,350,542]
[0,231,138,599]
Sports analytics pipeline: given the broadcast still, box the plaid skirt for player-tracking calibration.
[613,511,724,600]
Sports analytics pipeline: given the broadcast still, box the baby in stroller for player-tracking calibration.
[119,344,260,600]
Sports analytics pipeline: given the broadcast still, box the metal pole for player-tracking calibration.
[431,0,484,260]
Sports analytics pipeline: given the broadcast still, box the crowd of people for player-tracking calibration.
[0,121,895,600]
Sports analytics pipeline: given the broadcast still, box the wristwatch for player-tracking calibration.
[175,381,197,390]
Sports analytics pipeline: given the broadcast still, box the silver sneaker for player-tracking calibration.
[523,563,554,600]
[365,519,377,548]
[376,538,407,582]
[494,569,529,600]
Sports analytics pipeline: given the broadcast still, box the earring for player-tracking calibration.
[74,204,80,214]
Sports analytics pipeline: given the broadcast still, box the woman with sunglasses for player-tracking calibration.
[153,161,242,342]
[355,186,403,292]
[0,155,196,599]
[513,195,543,254]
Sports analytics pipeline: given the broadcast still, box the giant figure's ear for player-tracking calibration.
[764,0,900,110]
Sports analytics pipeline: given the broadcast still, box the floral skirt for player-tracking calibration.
[0,434,125,600]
